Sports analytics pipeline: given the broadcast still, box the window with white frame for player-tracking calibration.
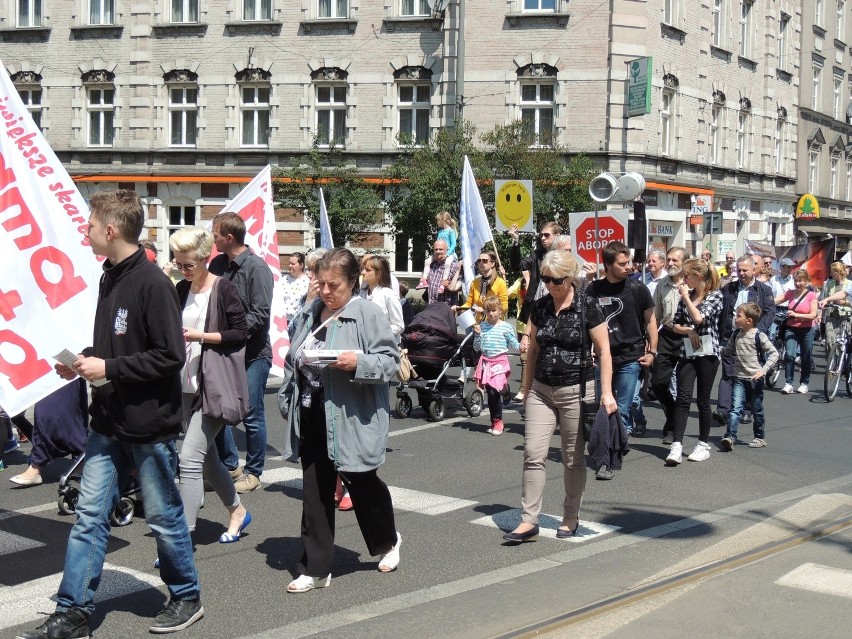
[710,104,721,165]
[835,75,844,119]
[172,0,199,23]
[660,89,674,156]
[17,0,41,27]
[520,83,555,146]
[397,81,430,145]
[89,0,114,25]
[740,1,752,58]
[809,149,819,193]
[846,161,852,199]
[168,86,198,147]
[663,0,678,26]
[318,0,348,18]
[400,0,430,16]
[816,0,824,27]
[87,86,114,147]
[838,0,846,40]
[316,84,346,146]
[524,0,556,10]
[778,14,789,70]
[831,156,840,198]
[12,72,42,129]
[240,85,270,147]
[736,110,749,168]
[814,64,823,110]
[774,118,785,174]
[244,0,271,21]
[166,206,197,259]
[713,0,726,48]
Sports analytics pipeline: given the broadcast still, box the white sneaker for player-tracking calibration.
[687,441,711,462]
[378,532,402,572]
[781,384,794,394]
[665,442,682,466]
[796,384,808,394]
[287,573,331,593]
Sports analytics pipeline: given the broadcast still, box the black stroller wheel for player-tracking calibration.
[57,488,79,516]
[429,398,446,421]
[395,394,413,419]
[110,496,135,527]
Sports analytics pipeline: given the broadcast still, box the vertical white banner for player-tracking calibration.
[318,187,334,249]
[0,61,102,415]
[459,156,494,289]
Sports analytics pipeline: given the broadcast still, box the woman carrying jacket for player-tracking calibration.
[278,248,401,593]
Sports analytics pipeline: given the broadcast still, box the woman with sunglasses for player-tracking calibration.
[503,250,616,543]
[169,227,252,543]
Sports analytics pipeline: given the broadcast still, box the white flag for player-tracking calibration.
[214,166,289,376]
[459,156,494,288]
[0,61,102,416]
[319,188,334,249]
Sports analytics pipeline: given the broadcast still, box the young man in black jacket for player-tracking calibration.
[18,190,203,639]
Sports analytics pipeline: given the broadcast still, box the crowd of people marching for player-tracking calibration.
[2,195,847,638]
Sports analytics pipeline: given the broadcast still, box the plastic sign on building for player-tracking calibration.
[796,193,820,220]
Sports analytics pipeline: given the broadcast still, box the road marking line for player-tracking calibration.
[237,472,852,639]
[471,509,620,542]
[776,562,852,599]
[0,563,163,631]
[0,502,57,522]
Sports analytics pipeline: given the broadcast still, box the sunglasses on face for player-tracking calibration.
[476,258,492,264]
[540,232,552,238]
[540,275,567,285]
[174,260,202,271]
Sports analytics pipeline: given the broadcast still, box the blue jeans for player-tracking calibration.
[598,360,641,434]
[216,356,271,477]
[726,378,765,440]
[56,431,199,615]
[630,368,646,426]
[784,326,814,385]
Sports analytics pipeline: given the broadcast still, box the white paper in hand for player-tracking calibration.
[54,349,108,387]
[683,334,713,358]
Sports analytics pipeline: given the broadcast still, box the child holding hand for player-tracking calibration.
[473,295,520,436]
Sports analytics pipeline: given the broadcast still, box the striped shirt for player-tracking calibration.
[473,320,519,357]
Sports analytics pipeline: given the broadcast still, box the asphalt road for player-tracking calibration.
[1,353,851,639]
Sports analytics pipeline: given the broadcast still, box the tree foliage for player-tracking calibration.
[273,144,383,248]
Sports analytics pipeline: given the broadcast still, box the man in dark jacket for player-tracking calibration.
[19,190,202,639]
[210,212,274,493]
[715,256,776,423]
[508,221,561,325]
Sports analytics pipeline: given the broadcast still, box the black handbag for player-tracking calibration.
[578,290,599,440]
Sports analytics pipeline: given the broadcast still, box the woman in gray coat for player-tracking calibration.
[278,248,401,593]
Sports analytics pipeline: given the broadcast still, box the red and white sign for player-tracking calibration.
[0,62,102,416]
[569,209,629,265]
[212,166,289,377]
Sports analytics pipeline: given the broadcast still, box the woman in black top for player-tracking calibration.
[504,250,617,543]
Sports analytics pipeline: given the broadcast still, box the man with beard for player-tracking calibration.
[651,246,688,444]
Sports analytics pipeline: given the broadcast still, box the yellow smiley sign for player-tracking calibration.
[495,179,534,232]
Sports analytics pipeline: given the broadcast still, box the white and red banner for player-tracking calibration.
[569,208,629,266]
[0,61,102,416]
[213,166,289,377]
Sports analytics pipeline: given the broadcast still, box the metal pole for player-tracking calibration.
[594,202,600,275]
[456,0,465,121]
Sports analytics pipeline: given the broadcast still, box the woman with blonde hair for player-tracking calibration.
[170,227,252,542]
[820,261,851,349]
[503,249,616,543]
[667,258,723,465]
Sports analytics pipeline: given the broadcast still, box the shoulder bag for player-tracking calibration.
[200,278,249,423]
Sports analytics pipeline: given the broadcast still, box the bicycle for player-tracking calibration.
[764,314,787,389]
[823,305,852,401]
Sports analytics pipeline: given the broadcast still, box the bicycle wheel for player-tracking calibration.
[845,349,852,397]
[824,345,843,401]
[766,344,783,388]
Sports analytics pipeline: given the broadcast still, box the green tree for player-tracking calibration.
[273,144,383,248]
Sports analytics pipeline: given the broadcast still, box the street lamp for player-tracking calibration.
[587,172,646,269]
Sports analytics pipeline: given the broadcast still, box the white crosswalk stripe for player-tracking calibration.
[0,530,44,555]
[776,562,852,599]
[471,508,621,542]
[0,563,163,631]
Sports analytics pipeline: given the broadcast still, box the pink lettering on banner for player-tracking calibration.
[0,288,23,321]
[30,246,87,309]
[272,337,290,372]
[239,197,265,236]
[0,329,52,390]
[0,184,43,250]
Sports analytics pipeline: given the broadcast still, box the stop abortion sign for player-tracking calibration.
[569,208,629,265]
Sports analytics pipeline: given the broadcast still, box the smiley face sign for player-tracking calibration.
[495,179,533,232]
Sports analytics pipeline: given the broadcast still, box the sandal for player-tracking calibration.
[219,511,252,543]
[378,532,402,573]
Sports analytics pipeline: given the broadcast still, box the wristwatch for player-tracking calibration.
[649,350,658,357]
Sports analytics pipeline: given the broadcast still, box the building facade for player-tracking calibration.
[0,0,807,270]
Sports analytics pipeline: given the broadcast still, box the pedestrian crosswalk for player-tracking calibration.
[776,562,852,599]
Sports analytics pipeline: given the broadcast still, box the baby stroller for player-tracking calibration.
[396,302,484,421]
[57,453,142,526]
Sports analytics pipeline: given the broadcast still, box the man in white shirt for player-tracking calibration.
[769,258,796,340]
[643,250,666,297]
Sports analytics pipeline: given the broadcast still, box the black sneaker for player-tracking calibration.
[720,435,734,451]
[633,422,646,437]
[148,599,204,634]
[712,410,727,425]
[15,608,90,639]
